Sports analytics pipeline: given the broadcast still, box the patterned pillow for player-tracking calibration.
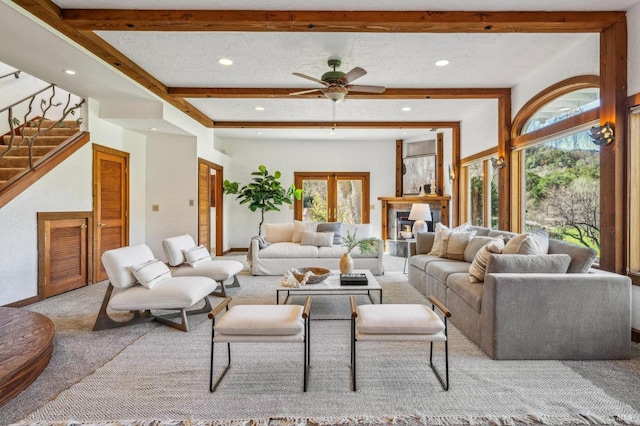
[130,259,171,289]
[429,222,472,256]
[440,230,477,261]
[469,236,506,283]
[183,245,212,267]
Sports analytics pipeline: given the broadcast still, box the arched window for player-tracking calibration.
[512,76,601,257]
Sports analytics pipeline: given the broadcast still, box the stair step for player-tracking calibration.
[0,145,57,157]
[25,119,79,128]
[0,156,42,168]
[2,135,71,146]
[0,168,24,181]
[20,126,79,137]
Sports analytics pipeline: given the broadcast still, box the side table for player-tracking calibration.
[386,238,415,274]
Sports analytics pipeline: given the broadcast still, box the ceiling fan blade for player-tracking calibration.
[289,88,323,96]
[292,72,329,86]
[340,67,367,84]
[346,84,386,93]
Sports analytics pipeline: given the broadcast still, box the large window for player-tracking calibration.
[522,128,600,256]
[460,153,500,229]
[513,81,601,257]
[294,172,370,224]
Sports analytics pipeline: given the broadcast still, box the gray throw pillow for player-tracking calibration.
[485,254,572,275]
[317,222,343,244]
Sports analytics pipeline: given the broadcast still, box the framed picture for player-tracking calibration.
[403,155,436,195]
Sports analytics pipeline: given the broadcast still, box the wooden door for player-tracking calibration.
[93,145,129,282]
[38,212,92,298]
[198,161,211,251]
[198,158,223,256]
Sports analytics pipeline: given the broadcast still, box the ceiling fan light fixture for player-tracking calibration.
[324,86,348,102]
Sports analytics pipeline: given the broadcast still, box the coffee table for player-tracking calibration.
[276,269,382,305]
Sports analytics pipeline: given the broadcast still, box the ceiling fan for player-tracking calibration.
[290,59,386,102]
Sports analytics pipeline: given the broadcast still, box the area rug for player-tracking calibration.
[12,270,640,426]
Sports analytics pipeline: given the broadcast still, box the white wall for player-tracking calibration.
[460,101,499,159]
[0,98,147,305]
[144,133,198,259]
[219,138,396,248]
[511,34,599,119]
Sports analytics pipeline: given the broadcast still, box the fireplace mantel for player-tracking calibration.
[378,196,451,243]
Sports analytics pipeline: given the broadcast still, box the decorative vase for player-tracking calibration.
[340,252,354,274]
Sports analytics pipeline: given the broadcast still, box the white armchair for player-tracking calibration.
[163,234,244,297]
[93,244,219,332]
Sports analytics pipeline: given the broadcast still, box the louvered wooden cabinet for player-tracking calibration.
[37,212,93,299]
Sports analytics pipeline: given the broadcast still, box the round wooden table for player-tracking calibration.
[0,307,54,407]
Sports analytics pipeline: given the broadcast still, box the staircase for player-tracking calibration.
[0,120,81,186]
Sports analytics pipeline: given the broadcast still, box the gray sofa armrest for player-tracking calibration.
[480,272,631,360]
[414,232,435,255]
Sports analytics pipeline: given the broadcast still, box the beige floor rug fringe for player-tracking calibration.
[13,412,640,426]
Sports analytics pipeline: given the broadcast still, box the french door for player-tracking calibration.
[294,172,370,223]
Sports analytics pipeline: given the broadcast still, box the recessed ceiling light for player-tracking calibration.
[329,131,336,135]
[149,127,157,131]
[401,107,411,112]
[402,132,408,135]
[435,60,450,67]
[255,106,265,111]
[64,69,76,75]
[218,58,233,66]
[256,131,262,135]
[558,107,571,111]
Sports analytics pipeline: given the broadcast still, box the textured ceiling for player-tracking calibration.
[1,0,638,142]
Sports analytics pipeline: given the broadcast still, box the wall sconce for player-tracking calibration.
[491,157,506,169]
[448,164,456,183]
[589,122,615,145]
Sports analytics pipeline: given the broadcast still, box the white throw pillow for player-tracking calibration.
[429,222,471,256]
[292,220,318,243]
[502,229,549,255]
[469,236,506,282]
[301,231,334,247]
[130,259,171,289]
[183,245,211,267]
[264,222,295,243]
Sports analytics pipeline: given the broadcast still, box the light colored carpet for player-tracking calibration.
[6,254,640,426]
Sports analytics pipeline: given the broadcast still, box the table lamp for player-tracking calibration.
[409,203,432,236]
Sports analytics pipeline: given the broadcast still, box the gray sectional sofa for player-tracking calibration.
[408,226,631,360]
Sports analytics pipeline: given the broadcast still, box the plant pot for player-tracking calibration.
[340,253,354,274]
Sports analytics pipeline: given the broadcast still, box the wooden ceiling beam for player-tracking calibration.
[60,10,625,33]
[167,87,511,99]
[213,121,459,129]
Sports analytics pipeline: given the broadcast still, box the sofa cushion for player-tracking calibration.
[429,222,471,256]
[258,242,319,258]
[216,305,305,336]
[464,236,494,263]
[410,254,456,272]
[502,229,549,255]
[485,254,572,275]
[317,222,343,244]
[447,273,484,313]
[468,226,491,237]
[162,234,197,266]
[416,232,435,255]
[292,220,318,243]
[488,229,517,240]
[318,245,346,258]
[342,223,373,239]
[426,260,471,286]
[468,236,506,283]
[356,304,445,335]
[264,223,294,243]
[440,230,477,261]
[548,239,597,273]
[301,231,334,247]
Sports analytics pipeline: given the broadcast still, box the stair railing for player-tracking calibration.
[1,84,85,169]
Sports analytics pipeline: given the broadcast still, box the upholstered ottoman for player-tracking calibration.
[163,234,244,297]
[209,297,311,392]
[350,296,451,391]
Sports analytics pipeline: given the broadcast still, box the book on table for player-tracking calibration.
[340,273,368,285]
